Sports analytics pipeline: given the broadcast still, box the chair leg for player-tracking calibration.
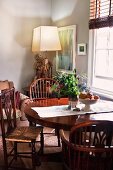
[14,141,17,160]
[31,142,41,170]
[3,142,8,170]
[40,128,44,154]
[4,155,8,170]
[56,129,61,147]
[31,142,36,170]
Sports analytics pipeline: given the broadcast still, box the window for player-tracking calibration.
[88,0,113,98]
[88,27,113,98]
[56,25,76,73]
[89,0,113,29]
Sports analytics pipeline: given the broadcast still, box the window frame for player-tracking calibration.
[88,29,113,100]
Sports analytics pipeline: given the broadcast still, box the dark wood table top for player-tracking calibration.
[24,98,113,130]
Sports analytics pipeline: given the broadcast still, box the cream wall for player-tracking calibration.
[51,0,90,75]
[0,0,90,91]
[0,0,52,91]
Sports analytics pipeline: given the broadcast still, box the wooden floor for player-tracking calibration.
[0,162,63,170]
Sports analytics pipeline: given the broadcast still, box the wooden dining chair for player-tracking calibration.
[0,88,42,170]
[29,78,61,152]
[60,120,113,170]
[30,78,57,100]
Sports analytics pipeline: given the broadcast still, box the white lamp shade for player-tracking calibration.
[32,26,61,53]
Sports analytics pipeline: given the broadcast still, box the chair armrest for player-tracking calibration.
[60,129,70,145]
[15,92,30,109]
[60,129,76,151]
[20,93,29,101]
[19,93,31,121]
[60,129,76,169]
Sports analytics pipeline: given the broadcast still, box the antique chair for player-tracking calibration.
[0,88,42,170]
[0,80,30,121]
[30,78,57,100]
[30,78,61,152]
[60,120,113,170]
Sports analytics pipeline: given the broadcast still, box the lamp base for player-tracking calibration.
[34,54,52,79]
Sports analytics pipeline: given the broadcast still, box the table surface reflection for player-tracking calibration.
[24,98,113,130]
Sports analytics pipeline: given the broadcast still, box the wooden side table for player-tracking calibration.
[23,86,30,97]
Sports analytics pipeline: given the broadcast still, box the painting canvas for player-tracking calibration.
[56,25,76,73]
[77,43,86,55]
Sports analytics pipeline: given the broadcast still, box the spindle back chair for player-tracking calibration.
[0,88,42,170]
[30,78,61,149]
[60,120,113,170]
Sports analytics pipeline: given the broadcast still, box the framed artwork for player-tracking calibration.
[56,25,76,73]
[77,43,86,55]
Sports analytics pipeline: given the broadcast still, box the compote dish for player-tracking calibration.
[79,92,100,112]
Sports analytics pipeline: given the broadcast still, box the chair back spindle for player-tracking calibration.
[30,78,57,100]
[0,88,16,138]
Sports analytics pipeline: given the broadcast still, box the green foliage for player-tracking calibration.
[53,70,80,98]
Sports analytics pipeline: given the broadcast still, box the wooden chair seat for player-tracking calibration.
[6,126,42,142]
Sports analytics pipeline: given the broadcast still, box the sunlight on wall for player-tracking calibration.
[1,0,51,17]
[51,0,78,21]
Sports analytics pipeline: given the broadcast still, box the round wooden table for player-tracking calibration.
[24,98,113,130]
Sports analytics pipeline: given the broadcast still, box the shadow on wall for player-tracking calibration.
[13,16,52,92]
[18,50,35,92]
[15,17,52,48]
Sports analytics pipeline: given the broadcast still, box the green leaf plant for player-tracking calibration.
[53,69,80,99]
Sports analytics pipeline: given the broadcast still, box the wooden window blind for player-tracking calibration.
[89,0,113,29]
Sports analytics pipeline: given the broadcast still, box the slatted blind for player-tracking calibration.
[89,0,113,29]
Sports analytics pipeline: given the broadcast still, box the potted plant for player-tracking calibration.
[52,69,80,102]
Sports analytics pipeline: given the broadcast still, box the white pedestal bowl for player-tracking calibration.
[79,98,99,112]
